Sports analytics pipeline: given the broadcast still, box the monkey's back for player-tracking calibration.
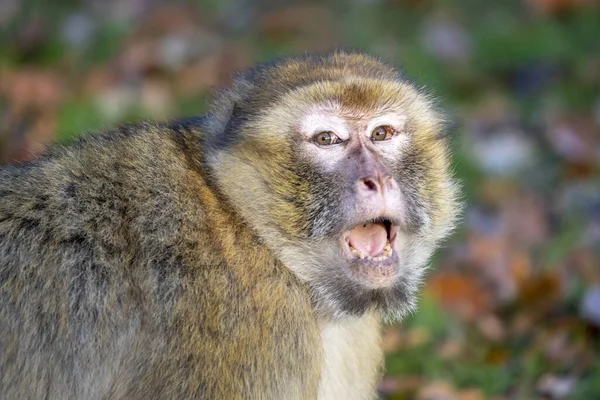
[0,121,321,399]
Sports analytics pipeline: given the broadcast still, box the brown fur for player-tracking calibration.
[0,122,320,398]
[0,51,459,399]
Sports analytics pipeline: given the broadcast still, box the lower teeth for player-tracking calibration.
[350,240,392,261]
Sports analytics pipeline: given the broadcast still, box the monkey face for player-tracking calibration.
[207,53,460,321]
[299,105,413,288]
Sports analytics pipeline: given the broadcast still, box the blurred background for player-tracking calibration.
[1,0,599,398]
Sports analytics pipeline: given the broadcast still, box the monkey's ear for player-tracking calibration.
[206,102,245,151]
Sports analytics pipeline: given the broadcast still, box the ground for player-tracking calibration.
[1,1,599,398]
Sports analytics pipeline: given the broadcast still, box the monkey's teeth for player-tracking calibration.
[349,243,393,261]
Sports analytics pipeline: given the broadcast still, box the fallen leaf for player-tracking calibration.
[516,272,563,317]
[438,339,465,359]
[527,0,594,16]
[382,326,404,353]
[484,347,510,365]
[476,314,506,342]
[428,273,492,321]
[406,326,432,348]
[457,388,486,400]
[418,380,458,400]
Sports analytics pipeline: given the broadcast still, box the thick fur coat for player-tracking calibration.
[0,52,459,399]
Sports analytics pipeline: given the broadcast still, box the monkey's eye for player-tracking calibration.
[313,131,342,146]
[371,126,396,142]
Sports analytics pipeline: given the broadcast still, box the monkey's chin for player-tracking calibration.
[348,254,401,288]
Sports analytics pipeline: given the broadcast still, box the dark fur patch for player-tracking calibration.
[210,103,249,151]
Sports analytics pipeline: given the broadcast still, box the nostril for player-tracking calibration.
[360,178,378,192]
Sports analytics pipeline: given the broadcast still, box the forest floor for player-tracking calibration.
[1,0,599,398]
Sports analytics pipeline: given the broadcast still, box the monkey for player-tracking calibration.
[0,51,460,399]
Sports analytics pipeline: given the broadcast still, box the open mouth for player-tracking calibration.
[342,217,399,262]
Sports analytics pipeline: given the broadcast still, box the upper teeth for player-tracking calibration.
[350,239,393,261]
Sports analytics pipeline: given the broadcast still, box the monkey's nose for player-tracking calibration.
[358,174,395,197]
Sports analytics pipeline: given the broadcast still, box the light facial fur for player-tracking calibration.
[207,54,460,321]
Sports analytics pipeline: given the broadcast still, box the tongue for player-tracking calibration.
[348,222,387,257]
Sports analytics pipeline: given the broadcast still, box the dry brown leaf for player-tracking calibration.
[418,380,458,400]
[175,55,222,96]
[457,388,487,400]
[397,375,424,392]
[380,375,424,396]
[516,272,563,316]
[139,4,202,34]
[1,111,57,163]
[510,251,533,287]
[1,69,64,162]
[116,38,157,77]
[510,312,535,336]
[477,179,519,208]
[438,339,465,359]
[476,314,506,342]
[258,3,338,52]
[527,0,595,16]
[140,78,174,118]
[382,326,404,353]
[428,273,492,321]
[82,67,118,97]
[379,377,402,396]
[504,194,550,248]
[406,326,432,348]
[6,69,64,114]
[569,248,600,284]
[484,347,510,365]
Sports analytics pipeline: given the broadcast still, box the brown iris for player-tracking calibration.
[371,126,395,141]
[313,131,342,146]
